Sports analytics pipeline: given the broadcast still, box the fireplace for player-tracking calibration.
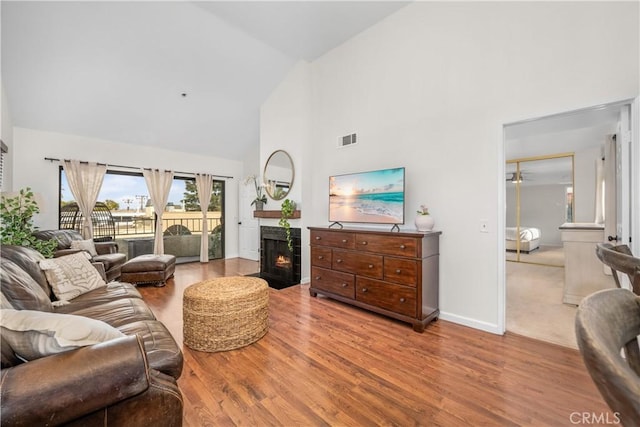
[260,226,301,289]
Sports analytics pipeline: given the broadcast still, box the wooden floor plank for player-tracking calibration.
[137,258,611,426]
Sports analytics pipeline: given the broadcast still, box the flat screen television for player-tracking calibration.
[329,167,405,225]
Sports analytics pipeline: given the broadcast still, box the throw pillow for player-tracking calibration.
[0,308,125,361]
[70,239,98,257]
[39,252,106,301]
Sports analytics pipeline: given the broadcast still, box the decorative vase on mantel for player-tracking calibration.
[254,200,264,211]
[415,214,434,232]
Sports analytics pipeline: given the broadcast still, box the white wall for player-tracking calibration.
[259,61,312,281]
[1,83,14,191]
[260,2,639,333]
[12,127,244,258]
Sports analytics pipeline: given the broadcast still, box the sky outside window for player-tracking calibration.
[60,172,193,210]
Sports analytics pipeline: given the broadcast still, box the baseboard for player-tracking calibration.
[438,311,503,335]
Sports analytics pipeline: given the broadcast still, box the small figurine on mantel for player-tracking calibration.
[415,205,435,231]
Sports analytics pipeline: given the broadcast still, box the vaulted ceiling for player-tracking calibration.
[1,1,409,160]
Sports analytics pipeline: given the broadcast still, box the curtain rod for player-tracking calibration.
[44,157,234,180]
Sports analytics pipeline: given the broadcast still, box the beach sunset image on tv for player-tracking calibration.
[329,167,405,224]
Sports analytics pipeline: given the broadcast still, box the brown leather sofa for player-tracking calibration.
[33,229,127,282]
[0,245,184,426]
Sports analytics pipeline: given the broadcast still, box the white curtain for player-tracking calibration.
[63,160,106,239]
[143,169,174,255]
[195,174,213,263]
[594,157,605,224]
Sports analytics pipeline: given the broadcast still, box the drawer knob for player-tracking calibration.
[318,255,324,260]
[361,241,368,245]
[400,297,406,303]
[399,244,406,249]
[362,288,368,293]
[336,259,343,263]
[342,239,347,243]
[395,269,401,274]
[315,236,321,240]
[368,264,374,269]
[341,283,348,288]
[315,276,321,280]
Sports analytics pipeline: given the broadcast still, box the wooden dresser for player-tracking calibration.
[308,227,441,332]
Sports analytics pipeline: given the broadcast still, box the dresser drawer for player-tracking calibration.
[355,233,418,257]
[384,257,418,286]
[311,267,355,298]
[356,277,416,317]
[311,230,355,249]
[332,249,383,279]
[311,247,332,268]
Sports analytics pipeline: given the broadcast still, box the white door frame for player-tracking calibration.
[498,97,639,334]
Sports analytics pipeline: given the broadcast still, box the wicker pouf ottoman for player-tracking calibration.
[183,276,269,352]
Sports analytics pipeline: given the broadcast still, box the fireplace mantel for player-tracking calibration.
[253,210,301,219]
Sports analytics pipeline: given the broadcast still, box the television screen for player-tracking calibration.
[329,167,405,225]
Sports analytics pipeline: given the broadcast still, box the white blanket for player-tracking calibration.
[505,226,541,242]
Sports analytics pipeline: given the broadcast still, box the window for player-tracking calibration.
[59,168,225,261]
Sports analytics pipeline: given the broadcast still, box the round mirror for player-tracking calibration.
[263,150,294,200]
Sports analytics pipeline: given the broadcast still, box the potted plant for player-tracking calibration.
[415,204,434,231]
[244,174,267,210]
[0,187,58,257]
[279,198,296,251]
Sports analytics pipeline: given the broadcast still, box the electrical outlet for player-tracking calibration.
[480,220,489,233]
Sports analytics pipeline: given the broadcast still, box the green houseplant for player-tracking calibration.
[0,187,58,258]
[279,198,296,251]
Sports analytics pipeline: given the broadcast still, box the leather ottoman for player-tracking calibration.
[121,254,176,287]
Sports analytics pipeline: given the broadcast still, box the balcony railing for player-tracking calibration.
[111,216,223,261]
[110,216,220,237]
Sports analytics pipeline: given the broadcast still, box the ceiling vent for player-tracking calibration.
[338,133,357,148]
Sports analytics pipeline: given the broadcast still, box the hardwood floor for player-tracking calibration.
[137,258,610,426]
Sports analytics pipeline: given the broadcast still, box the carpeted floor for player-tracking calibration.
[506,260,578,349]
[505,244,565,266]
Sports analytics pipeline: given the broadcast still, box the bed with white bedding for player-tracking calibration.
[505,226,541,253]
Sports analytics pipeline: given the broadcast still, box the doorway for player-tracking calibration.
[502,99,637,348]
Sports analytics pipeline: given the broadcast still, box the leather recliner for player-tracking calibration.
[0,244,184,426]
[33,229,126,282]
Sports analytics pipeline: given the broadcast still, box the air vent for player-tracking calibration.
[338,133,357,148]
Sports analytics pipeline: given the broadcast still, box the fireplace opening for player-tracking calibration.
[258,226,301,289]
[275,254,291,268]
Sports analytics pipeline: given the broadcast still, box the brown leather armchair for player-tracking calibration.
[1,244,184,425]
[1,335,183,426]
[33,229,126,282]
